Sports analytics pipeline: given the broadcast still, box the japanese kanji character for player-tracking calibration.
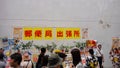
[57,31,63,37]
[35,30,42,37]
[24,30,32,37]
[74,30,80,37]
[66,30,72,37]
[45,30,52,37]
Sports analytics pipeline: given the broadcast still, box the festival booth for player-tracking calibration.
[0,27,99,67]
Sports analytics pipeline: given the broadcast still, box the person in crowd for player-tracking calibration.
[48,54,62,68]
[9,53,23,68]
[58,52,67,68]
[0,48,7,61]
[112,48,120,68]
[36,47,48,68]
[95,44,104,68]
[0,53,6,68]
[0,48,4,53]
[70,47,84,68]
[21,51,34,68]
[86,49,98,68]
[58,53,67,62]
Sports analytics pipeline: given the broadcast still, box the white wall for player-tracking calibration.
[0,0,120,67]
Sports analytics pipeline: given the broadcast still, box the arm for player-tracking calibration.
[101,50,104,62]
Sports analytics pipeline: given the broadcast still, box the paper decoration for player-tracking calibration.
[111,37,120,49]
[33,27,42,40]
[13,27,22,40]
[2,37,8,46]
[43,28,53,40]
[8,39,14,45]
[56,28,65,39]
[23,27,33,40]
[86,40,97,48]
[22,27,81,40]
[5,51,11,56]
[82,28,88,39]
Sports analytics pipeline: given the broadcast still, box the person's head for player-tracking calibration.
[23,51,30,60]
[9,53,22,67]
[89,49,94,55]
[113,48,119,54]
[48,54,62,68]
[0,48,4,53]
[71,48,81,66]
[41,47,46,54]
[58,53,67,62]
[0,53,4,60]
[98,44,102,49]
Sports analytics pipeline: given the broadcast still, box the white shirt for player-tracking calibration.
[95,48,103,57]
[21,60,33,68]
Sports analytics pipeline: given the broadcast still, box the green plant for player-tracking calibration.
[20,41,33,50]
[46,42,57,52]
[59,44,65,50]
[74,41,86,48]
[34,45,41,50]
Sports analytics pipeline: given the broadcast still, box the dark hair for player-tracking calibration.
[0,48,4,51]
[89,49,94,55]
[98,44,102,47]
[41,48,46,53]
[10,53,22,65]
[58,53,67,59]
[0,48,3,50]
[71,48,81,66]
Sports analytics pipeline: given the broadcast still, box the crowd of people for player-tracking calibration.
[0,44,115,68]
[109,47,120,68]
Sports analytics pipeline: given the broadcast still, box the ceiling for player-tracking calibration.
[0,0,120,23]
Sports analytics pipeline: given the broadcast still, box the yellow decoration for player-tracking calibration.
[73,28,81,39]
[53,49,62,53]
[56,28,65,39]
[33,27,43,40]
[23,27,33,40]
[5,51,11,56]
[43,28,53,40]
[113,57,119,62]
[22,27,81,40]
